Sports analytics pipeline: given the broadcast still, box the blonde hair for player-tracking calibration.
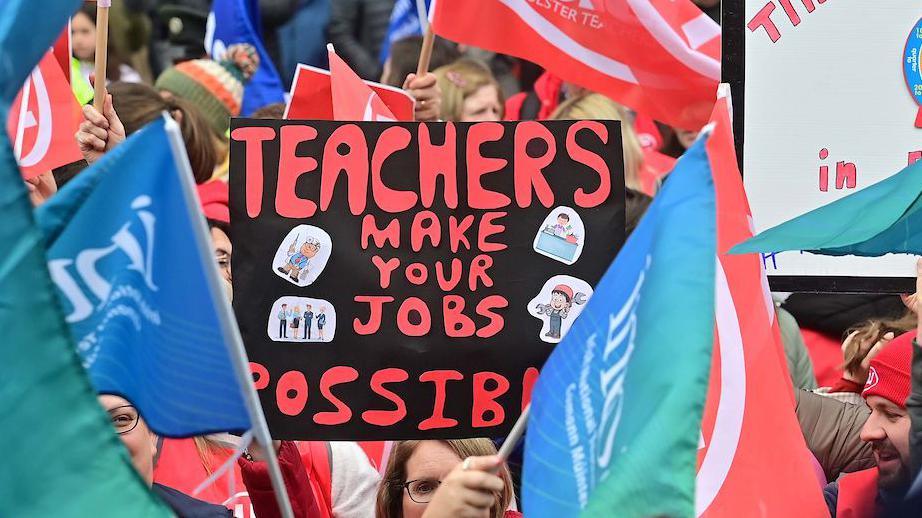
[550,93,644,192]
[434,59,504,122]
[376,439,513,518]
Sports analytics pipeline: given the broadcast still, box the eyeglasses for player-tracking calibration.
[402,479,442,504]
[107,405,140,435]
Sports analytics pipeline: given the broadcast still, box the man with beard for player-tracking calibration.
[824,331,915,516]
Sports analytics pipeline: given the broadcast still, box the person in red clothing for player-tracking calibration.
[376,439,521,518]
[504,71,563,121]
[99,393,319,517]
[823,332,914,516]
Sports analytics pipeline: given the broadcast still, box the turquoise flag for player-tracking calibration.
[0,0,170,514]
[733,161,922,256]
[522,134,716,517]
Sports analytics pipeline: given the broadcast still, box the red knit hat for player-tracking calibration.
[196,180,229,224]
[862,331,914,408]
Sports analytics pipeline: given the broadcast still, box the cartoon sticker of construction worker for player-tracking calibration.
[533,206,586,265]
[527,275,593,343]
[267,296,337,343]
[272,225,332,287]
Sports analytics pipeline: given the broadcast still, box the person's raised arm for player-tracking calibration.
[75,93,125,164]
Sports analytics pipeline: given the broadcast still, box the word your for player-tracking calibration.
[817,148,856,192]
[528,0,604,29]
[251,362,539,431]
[748,0,829,43]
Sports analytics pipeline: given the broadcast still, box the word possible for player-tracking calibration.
[251,362,539,431]
[748,0,829,43]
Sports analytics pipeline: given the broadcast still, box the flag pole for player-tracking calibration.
[162,114,294,518]
[416,30,434,76]
[497,404,529,462]
[92,0,111,111]
[415,0,434,76]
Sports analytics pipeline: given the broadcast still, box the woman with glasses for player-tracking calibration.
[98,394,321,517]
[375,439,521,518]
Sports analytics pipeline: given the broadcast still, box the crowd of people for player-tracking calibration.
[20,0,922,516]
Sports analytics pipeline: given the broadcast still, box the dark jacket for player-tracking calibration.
[153,483,233,517]
[327,0,395,80]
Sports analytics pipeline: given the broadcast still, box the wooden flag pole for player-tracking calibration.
[415,0,434,76]
[93,0,111,111]
[415,28,435,77]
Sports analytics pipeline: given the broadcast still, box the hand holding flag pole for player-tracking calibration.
[91,0,110,111]
[164,115,294,518]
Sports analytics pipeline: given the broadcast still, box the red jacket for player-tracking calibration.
[836,468,880,518]
[505,72,564,121]
[154,438,330,518]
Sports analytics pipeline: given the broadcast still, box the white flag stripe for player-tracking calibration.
[682,13,721,51]
[626,0,721,81]
[497,0,639,85]
[695,257,746,516]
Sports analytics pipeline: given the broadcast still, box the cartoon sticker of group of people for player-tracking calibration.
[268,296,336,343]
[277,303,327,340]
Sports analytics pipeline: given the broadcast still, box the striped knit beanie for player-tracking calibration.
[155,44,259,136]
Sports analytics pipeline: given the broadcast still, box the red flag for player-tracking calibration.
[328,47,399,121]
[52,24,72,84]
[695,89,829,516]
[431,0,719,130]
[285,64,415,121]
[7,49,83,180]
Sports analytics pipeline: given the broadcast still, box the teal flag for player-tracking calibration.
[0,0,171,515]
[522,135,717,517]
[733,161,922,256]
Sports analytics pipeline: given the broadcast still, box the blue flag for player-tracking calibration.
[36,116,252,437]
[207,0,286,115]
[380,0,431,64]
[522,136,717,517]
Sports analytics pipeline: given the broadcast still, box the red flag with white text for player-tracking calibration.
[285,64,415,121]
[695,88,828,517]
[6,49,82,180]
[430,0,720,130]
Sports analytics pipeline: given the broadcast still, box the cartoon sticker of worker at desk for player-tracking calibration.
[533,206,585,265]
[527,275,593,344]
[272,225,332,287]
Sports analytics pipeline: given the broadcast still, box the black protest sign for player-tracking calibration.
[229,119,625,440]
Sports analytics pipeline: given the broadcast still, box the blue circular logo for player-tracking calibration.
[905,17,922,127]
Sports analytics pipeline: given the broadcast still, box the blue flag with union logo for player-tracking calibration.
[36,116,251,437]
[522,135,717,517]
